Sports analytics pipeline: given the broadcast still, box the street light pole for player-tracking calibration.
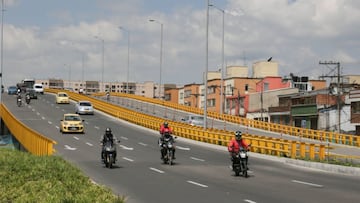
[209,4,225,115]
[94,36,104,92]
[204,0,210,129]
[0,0,4,134]
[149,19,163,99]
[119,26,130,94]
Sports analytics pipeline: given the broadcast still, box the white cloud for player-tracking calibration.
[1,0,359,87]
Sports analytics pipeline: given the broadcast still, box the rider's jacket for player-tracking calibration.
[227,138,249,153]
[159,124,172,135]
[101,133,115,144]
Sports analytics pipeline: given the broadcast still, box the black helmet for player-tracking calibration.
[235,130,242,140]
[105,128,112,135]
[164,122,168,128]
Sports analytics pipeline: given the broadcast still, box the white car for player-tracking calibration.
[33,83,44,94]
[181,115,205,126]
[75,101,94,115]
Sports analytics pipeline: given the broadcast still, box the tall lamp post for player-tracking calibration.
[149,19,163,99]
[0,0,4,134]
[209,4,225,115]
[94,36,104,92]
[203,0,210,129]
[119,26,130,94]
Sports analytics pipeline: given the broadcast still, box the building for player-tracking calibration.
[349,89,360,135]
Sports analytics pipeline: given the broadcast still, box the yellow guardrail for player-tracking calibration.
[107,92,360,148]
[46,89,328,161]
[0,104,56,156]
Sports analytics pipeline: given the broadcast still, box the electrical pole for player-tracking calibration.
[319,61,341,133]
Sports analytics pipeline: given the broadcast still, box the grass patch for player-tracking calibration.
[0,148,125,203]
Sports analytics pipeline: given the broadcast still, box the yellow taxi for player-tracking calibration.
[56,92,70,104]
[60,113,84,133]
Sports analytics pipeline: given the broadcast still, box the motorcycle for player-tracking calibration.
[160,134,176,165]
[102,140,118,169]
[17,95,22,107]
[232,145,250,177]
[25,94,31,104]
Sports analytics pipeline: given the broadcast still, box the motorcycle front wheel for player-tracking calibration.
[242,161,248,177]
[168,150,173,165]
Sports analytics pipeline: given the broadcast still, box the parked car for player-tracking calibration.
[33,83,44,94]
[7,86,18,95]
[56,92,70,104]
[75,100,94,115]
[181,115,205,126]
[25,88,37,99]
[60,113,84,133]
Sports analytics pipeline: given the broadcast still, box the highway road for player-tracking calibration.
[3,93,360,203]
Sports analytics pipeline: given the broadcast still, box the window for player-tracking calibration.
[352,102,360,113]
[184,90,191,98]
[207,99,216,107]
[208,86,216,94]
[263,82,269,91]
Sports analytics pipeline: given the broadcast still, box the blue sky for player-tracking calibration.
[1,0,359,87]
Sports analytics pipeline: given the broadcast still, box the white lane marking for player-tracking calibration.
[244,199,257,203]
[56,106,59,109]
[94,126,100,130]
[32,109,35,112]
[55,126,59,129]
[138,142,147,146]
[64,145,77,150]
[187,180,208,188]
[41,116,46,120]
[62,109,65,112]
[190,157,205,162]
[291,180,323,188]
[119,145,134,150]
[85,121,89,125]
[48,121,52,125]
[86,142,93,146]
[176,146,190,150]
[122,157,134,162]
[149,167,165,174]
[120,136,128,140]
[37,112,40,115]
[73,136,80,140]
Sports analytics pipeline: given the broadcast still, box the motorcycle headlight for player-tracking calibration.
[167,143,173,148]
[240,152,246,158]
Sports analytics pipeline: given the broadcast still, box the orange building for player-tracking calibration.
[183,83,202,108]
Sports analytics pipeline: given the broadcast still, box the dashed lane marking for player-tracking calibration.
[187,180,208,188]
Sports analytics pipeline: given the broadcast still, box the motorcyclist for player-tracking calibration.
[106,91,110,101]
[158,128,176,160]
[159,121,172,137]
[25,92,31,104]
[100,128,119,162]
[16,91,22,105]
[227,130,250,169]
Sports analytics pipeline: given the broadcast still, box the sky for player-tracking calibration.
[1,0,359,87]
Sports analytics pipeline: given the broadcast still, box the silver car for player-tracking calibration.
[181,115,205,126]
[75,101,94,115]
